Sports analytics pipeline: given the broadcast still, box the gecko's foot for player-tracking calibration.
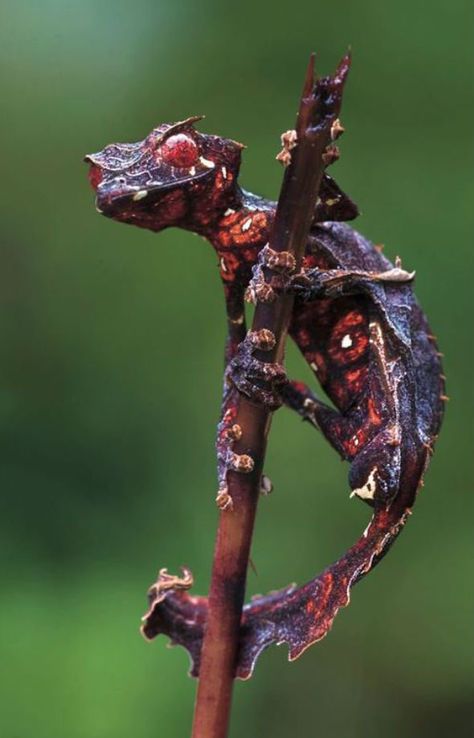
[215,420,256,512]
[228,329,288,410]
[289,265,415,301]
[245,245,297,304]
[215,407,273,512]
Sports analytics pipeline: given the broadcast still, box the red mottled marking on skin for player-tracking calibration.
[88,164,103,190]
[224,213,269,247]
[220,211,241,226]
[214,213,243,248]
[367,396,382,427]
[344,427,368,456]
[295,306,370,411]
[296,327,312,349]
[314,352,327,370]
[216,230,232,248]
[329,380,348,407]
[214,171,226,191]
[206,172,236,214]
[301,253,334,271]
[328,310,368,366]
[293,380,309,395]
[302,254,319,270]
[219,252,241,282]
[159,189,187,221]
[344,365,367,395]
[240,247,257,263]
[305,351,328,384]
[251,212,268,231]
[339,575,348,591]
[315,572,333,614]
[160,134,199,168]
[214,169,234,191]
[215,213,270,254]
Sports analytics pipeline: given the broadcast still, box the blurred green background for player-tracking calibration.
[1,1,473,736]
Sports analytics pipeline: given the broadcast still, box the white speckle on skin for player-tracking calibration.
[199,156,215,169]
[369,321,383,343]
[132,190,148,201]
[220,257,228,273]
[303,398,317,418]
[241,218,252,232]
[310,361,318,372]
[221,166,227,179]
[341,333,353,349]
[189,166,196,176]
[352,435,360,447]
[350,467,378,501]
[224,208,235,216]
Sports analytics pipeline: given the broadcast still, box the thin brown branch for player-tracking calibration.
[191,53,351,738]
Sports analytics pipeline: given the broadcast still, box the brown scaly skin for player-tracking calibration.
[85,115,445,678]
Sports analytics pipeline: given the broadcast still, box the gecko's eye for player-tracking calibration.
[88,164,103,190]
[160,134,199,168]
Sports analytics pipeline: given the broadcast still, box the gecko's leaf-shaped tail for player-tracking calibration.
[141,501,411,679]
[141,567,206,677]
[236,504,409,678]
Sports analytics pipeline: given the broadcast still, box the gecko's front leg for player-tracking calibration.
[227,243,298,410]
[216,250,294,509]
[246,245,414,307]
[228,328,288,410]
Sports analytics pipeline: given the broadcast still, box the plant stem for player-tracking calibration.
[191,53,350,738]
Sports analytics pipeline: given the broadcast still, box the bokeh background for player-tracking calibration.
[1,1,473,736]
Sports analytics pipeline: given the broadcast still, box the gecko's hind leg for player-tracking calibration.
[290,265,415,301]
[281,379,358,461]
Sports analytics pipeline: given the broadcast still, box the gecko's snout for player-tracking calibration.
[86,161,103,191]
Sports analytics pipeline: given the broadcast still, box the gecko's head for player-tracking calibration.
[85,117,244,233]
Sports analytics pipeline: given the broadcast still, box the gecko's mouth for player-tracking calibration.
[85,161,214,216]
